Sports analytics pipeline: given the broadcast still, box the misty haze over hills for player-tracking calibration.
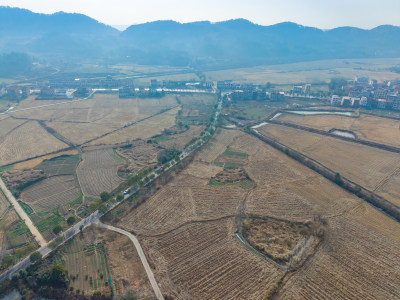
[1,6,400,70]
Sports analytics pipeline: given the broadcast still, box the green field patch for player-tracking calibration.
[35,154,80,177]
[214,161,243,169]
[77,205,90,218]
[221,147,247,159]
[69,193,83,208]
[31,213,64,233]
[18,201,34,215]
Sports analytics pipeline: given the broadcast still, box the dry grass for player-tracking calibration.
[0,121,68,166]
[258,123,400,207]
[276,112,400,148]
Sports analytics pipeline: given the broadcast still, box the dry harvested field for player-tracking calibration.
[117,140,161,174]
[89,106,180,146]
[278,213,400,299]
[158,125,204,150]
[77,149,124,198]
[196,128,245,163]
[275,112,400,148]
[0,120,68,166]
[20,175,80,212]
[141,218,284,299]
[258,123,400,207]
[11,94,178,145]
[106,129,400,299]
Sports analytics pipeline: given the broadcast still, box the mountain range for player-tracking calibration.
[1,6,400,69]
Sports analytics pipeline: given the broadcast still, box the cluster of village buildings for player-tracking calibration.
[1,75,400,111]
[330,77,400,110]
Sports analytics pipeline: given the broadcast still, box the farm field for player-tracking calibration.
[0,120,68,166]
[117,140,161,174]
[274,112,400,148]
[140,218,284,299]
[77,149,124,198]
[176,94,218,126]
[258,123,400,207]
[20,175,80,212]
[205,58,400,85]
[105,129,400,299]
[158,125,204,151]
[11,94,178,145]
[89,106,180,146]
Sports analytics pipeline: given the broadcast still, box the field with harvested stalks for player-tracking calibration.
[77,149,124,198]
[20,175,80,212]
[258,123,400,207]
[274,112,400,147]
[89,106,180,146]
[104,128,400,299]
[0,120,68,166]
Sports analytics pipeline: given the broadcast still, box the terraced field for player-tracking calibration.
[77,149,124,198]
[274,112,400,148]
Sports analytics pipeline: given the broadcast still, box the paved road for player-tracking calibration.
[95,221,164,300]
[0,94,223,282]
[0,178,46,247]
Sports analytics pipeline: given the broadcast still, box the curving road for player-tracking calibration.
[0,178,46,247]
[95,221,164,300]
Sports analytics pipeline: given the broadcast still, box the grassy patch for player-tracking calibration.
[35,155,80,176]
[69,193,83,208]
[221,147,247,159]
[18,201,34,215]
[155,135,172,142]
[209,178,225,186]
[31,213,64,233]
[213,161,243,169]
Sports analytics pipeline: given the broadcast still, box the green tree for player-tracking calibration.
[52,224,63,235]
[30,251,42,263]
[100,192,111,202]
[49,264,69,287]
[116,194,124,201]
[1,254,15,268]
[66,216,76,226]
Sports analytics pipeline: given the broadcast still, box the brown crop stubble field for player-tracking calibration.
[258,123,400,207]
[0,120,69,166]
[108,129,400,298]
[76,149,124,198]
[275,112,400,148]
[20,175,80,212]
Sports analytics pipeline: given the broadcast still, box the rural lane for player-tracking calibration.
[0,177,47,247]
[95,221,165,300]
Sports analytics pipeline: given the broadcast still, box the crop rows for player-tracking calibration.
[279,216,400,299]
[144,219,284,299]
[0,121,68,166]
[77,149,124,198]
[196,129,244,163]
[259,124,400,206]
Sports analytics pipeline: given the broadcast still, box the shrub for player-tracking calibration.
[29,251,42,263]
[66,216,76,226]
[52,225,63,235]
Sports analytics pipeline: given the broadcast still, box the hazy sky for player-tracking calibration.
[2,0,400,29]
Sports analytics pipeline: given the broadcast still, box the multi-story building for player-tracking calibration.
[331,95,340,106]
